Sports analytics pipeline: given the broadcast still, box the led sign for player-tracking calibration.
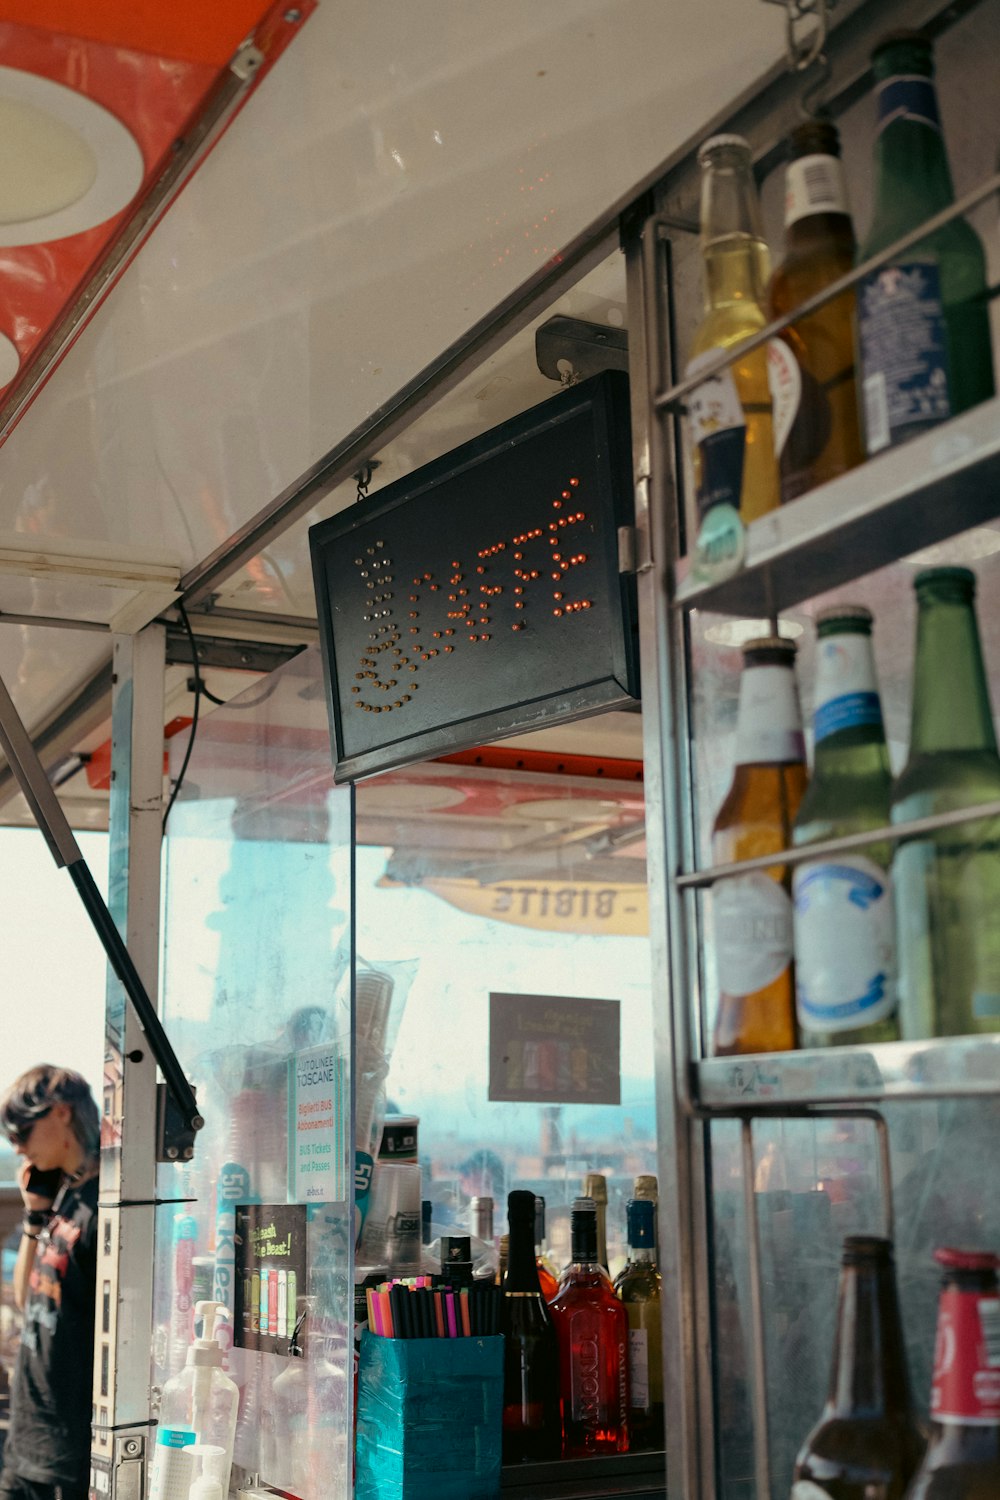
[310,371,637,781]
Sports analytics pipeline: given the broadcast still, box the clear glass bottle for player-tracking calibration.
[792,1237,926,1499]
[891,568,1000,1038]
[857,31,995,455]
[549,1197,630,1458]
[711,636,808,1055]
[686,134,780,526]
[613,1199,664,1453]
[500,1190,561,1465]
[904,1248,1000,1498]
[768,119,864,501]
[793,606,898,1046]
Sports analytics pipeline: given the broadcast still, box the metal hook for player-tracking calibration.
[799,50,833,117]
[354,459,380,503]
[785,0,828,72]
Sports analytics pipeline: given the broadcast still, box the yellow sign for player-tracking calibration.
[379,875,648,935]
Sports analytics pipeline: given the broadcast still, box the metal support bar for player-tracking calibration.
[0,666,202,1140]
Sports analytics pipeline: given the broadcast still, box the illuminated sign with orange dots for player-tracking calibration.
[310,371,637,781]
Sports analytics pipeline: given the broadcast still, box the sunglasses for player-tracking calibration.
[7,1108,51,1147]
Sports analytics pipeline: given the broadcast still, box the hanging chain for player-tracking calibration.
[354,460,380,502]
[761,0,834,116]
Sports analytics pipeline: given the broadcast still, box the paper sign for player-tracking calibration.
[488,992,621,1105]
[288,1043,347,1203]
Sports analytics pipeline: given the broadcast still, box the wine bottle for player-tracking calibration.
[614,1199,664,1452]
[500,1190,561,1465]
[550,1197,629,1458]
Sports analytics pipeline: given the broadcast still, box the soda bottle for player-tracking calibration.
[904,1248,1000,1498]
[792,606,897,1046]
[768,119,864,501]
[891,568,1000,1038]
[711,636,808,1055]
[686,135,780,528]
[549,1197,629,1457]
[792,1236,926,1499]
[856,31,995,455]
[500,1191,561,1464]
[613,1199,664,1452]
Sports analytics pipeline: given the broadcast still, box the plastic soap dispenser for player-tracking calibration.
[149,1301,239,1500]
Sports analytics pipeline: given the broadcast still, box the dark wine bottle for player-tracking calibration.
[500,1189,561,1464]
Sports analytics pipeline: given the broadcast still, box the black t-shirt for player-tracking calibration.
[6,1174,98,1485]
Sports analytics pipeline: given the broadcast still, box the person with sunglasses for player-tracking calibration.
[0,1066,99,1500]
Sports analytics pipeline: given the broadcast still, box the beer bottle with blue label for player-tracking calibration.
[857,31,994,455]
[792,607,898,1047]
[892,568,1000,1039]
[686,134,779,578]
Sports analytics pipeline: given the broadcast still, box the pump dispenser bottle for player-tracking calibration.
[150,1300,239,1500]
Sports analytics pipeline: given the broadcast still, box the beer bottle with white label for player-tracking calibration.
[892,568,1000,1038]
[711,636,808,1055]
[792,1237,926,1500]
[903,1247,1000,1498]
[857,31,994,456]
[687,135,780,527]
[792,607,897,1047]
[768,120,864,501]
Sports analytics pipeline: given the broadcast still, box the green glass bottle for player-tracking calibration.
[891,568,1000,1038]
[792,607,897,1047]
[856,31,995,455]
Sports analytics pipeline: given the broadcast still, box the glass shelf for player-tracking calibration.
[501,1452,667,1498]
[673,394,1000,619]
[695,1033,1000,1110]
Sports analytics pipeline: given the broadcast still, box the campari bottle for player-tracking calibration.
[549,1197,630,1458]
[711,636,808,1055]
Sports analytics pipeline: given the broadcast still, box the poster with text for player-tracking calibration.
[288,1042,347,1203]
[233,1203,307,1356]
[488,992,621,1105]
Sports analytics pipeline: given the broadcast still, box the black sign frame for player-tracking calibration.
[309,371,637,782]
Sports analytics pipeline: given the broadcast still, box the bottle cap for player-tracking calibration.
[742,635,798,664]
[815,605,874,639]
[507,1189,536,1224]
[187,1300,227,1368]
[627,1198,656,1249]
[787,118,841,159]
[633,1174,658,1201]
[572,1195,596,1215]
[914,566,976,602]
[441,1235,472,1265]
[582,1172,608,1204]
[872,28,933,63]
[698,133,752,166]
[935,1246,1000,1273]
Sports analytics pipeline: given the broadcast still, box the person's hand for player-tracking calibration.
[17,1160,55,1212]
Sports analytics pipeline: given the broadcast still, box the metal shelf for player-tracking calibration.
[673,394,1000,618]
[695,1033,1000,1110]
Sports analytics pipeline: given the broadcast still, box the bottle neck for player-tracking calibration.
[784,152,855,253]
[827,1258,914,1418]
[909,597,998,756]
[735,662,805,766]
[811,631,889,774]
[699,150,769,313]
[871,71,955,222]
[626,1246,657,1268]
[505,1214,543,1294]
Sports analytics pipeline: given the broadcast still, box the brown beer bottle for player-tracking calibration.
[904,1248,1000,1498]
[792,1236,926,1499]
[711,637,807,1055]
[768,119,864,502]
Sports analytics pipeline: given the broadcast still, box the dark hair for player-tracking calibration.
[1,1066,100,1157]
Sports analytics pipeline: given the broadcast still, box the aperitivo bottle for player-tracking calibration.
[549,1197,629,1458]
[792,1236,926,1499]
[904,1248,1000,1498]
[534,1196,560,1300]
[687,134,779,536]
[711,636,808,1055]
[792,607,898,1047]
[891,569,1000,1038]
[500,1190,561,1464]
[768,119,864,501]
[613,1199,664,1452]
[583,1172,610,1274]
[857,31,994,455]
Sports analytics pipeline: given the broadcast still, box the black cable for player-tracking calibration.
[162,603,201,833]
[194,680,228,708]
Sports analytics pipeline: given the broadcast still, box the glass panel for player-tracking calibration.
[156,647,353,1497]
[712,1101,1000,1498]
[354,755,653,1277]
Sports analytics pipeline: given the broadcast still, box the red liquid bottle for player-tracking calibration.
[550,1196,630,1458]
